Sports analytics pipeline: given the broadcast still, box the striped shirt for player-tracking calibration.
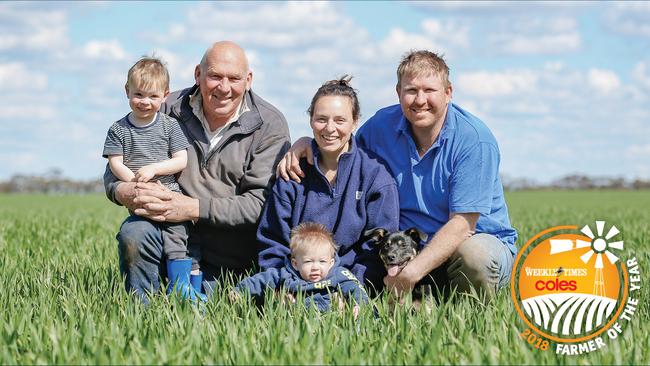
[103,113,189,192]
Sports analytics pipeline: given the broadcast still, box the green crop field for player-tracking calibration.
[1,191,648,364]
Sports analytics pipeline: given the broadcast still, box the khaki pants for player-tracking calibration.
[418,233,515,302]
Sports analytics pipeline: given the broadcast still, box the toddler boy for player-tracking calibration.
[235,222,368,311]
[102,56,205,302]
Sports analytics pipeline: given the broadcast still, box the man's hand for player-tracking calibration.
[383,262,420,300]
[114,181,139,211]
[275,136,313,182]
[132,181,199,223]
[134,165,158,182]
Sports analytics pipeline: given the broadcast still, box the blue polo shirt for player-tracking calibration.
[356,103,517,255]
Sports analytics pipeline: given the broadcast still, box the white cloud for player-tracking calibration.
[3,104,57,120]
[378,20,469,60]
[0,152,36,168]
[456,70,538,97]
[0,62,48,92]
[158,2,367,50]
[455,64,633,122]
[408,1,588,57]
[488,17,581,55]
[378,28,439,60]
[421,19,470,49]
[587,68,621,94]
[0,3,69,52]
[147,48,196,89]
[409,1,589,14]
[498,33,580,55]
[632,62,650,89]
[604,2,650,38]
[83,40,128,61]
[626,144,650,158]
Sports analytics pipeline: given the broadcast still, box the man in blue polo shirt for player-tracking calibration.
[278,50,517,301]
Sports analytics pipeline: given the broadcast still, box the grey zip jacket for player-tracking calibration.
[104,86,291,270]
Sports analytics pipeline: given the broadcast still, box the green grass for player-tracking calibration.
[0,191,648,364]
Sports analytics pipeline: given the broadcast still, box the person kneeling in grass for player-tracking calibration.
[234,222,368,314]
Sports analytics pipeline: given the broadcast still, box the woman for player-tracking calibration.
[257,76,399,291]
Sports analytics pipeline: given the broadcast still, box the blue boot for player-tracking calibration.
[190,271,204,295]
[166,258,207,303]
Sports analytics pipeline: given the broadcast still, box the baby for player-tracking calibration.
[102,56,205,302]
[235,222,368,311]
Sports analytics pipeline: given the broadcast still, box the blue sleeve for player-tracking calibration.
[257,180,295,270]
[449,142,499,215]
[351,172,400,289]
[337,269,369,305]
[235,268,281,300]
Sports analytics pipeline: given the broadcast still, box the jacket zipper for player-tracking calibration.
[203,133,238,169]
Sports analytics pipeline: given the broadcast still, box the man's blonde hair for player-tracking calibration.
[396,50,450,88]
[290,222,338,256]
[126,56,170,92]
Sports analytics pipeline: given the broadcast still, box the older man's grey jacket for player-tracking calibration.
[104,86,291,270]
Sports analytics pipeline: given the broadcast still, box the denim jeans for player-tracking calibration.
[419,233,515,302]
[116,215,248,303]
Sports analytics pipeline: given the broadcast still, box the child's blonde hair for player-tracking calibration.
[126,56,169,92]
[290,222,338,256]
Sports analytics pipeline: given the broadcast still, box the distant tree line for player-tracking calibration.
[0,169,103,194]
[1,169,649,194]
[501,174,650,191]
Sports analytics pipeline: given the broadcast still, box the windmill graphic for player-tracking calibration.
[550,221,624,297]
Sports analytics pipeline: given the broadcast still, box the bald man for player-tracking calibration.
[104,41,291,301]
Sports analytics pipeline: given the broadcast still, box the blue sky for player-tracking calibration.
[1,1,650,183]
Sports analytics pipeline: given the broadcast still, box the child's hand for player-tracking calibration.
[285,292,296,304]
[353,304,360,320]
[228,290,242,302]
[276,290,296,304]
[135,165,158,182]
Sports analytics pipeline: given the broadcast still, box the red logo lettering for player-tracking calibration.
[534,279,577,291]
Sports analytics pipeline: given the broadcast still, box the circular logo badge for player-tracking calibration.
[511,221,630,348]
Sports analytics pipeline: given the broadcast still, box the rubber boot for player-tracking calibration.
[166,258,207,303]
[190,271,208,315]
[190,271,204,295]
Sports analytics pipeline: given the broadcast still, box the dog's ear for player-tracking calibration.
[364,228,387,243]
[404,227,427,243]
